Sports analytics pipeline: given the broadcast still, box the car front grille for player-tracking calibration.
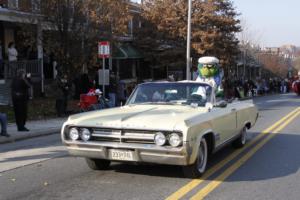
[91,128,156,144]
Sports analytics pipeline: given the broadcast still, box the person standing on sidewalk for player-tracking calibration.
[11,69,31,132]
[54,74,70,117]
[7,42,18,77]
[0,112,9,137]
[0,40,3,78]
[8,42,18,61]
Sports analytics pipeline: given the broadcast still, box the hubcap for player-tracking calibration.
[197,139,207,173]
[241,128,247,144]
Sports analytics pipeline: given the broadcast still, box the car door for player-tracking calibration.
[210,104,237,147]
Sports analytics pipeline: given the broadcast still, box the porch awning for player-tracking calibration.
[0,8,42,24]
[113,44,143,60]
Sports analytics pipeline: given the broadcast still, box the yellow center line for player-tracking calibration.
[165,107,300,200]
[190,109,300,200]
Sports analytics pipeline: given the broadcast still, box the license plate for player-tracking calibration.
[110,149,134,161]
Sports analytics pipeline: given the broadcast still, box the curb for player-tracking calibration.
[0,128,61,144]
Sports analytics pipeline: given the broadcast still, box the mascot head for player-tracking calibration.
[198,56,220,78]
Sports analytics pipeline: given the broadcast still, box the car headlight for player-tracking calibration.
[80,128,91,142]
[69,128,79,141]
[169,133,182,147]
[154,132,166,146]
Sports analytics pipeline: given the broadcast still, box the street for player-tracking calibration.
[1,94,300,200]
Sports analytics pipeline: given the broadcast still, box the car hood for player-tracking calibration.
[67,104,208,131]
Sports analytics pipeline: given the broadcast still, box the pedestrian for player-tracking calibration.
[0,40,3,78]
[0,113,9,137]
[8,42,18,61]
[117,81,127,106]
[280,79,285,93]
[108,72,117,107]
[8,42,18,77]
[78,72,90,95]
[11,69,31,131]
[54,74,70,117]
[269,79,274,93]
[243,80,249,97]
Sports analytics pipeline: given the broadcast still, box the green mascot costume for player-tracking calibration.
[196,56,224,102]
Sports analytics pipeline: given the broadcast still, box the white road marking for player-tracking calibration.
[0,144,67,172]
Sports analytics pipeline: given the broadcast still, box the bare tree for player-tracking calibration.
[42,0,130,74]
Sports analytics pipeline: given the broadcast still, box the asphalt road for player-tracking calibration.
[0,94,300,200]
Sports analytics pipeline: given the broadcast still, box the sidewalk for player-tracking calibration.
[0,118,67,144]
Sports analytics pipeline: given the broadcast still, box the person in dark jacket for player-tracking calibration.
[11,69,31,131]
[80,73,91,94]
[54,74,70,117]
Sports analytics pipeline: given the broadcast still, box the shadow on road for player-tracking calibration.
[111,163,184,178]
[222,132,300,182]
[103,132,300,181]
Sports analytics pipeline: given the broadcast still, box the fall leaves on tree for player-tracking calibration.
[259,53,291,78]
[41,0,130,73]
[136,0,241,75]
[41,0,242,78]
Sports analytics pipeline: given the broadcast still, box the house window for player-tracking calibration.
[8,0,18,9]
[128,19,133,36]
[32,0,41,12]
[0,0,8,8]
[4,0,40,12]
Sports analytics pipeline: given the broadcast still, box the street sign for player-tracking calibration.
[98,41,110,96]
[98,41,110,58]
[98,69,110,86]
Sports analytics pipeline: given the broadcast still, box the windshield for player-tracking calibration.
[127,83,212,107]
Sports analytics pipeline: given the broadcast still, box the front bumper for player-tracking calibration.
[63,140,190,166]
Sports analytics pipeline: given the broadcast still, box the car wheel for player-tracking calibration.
[85,158,111,170]
[232,127,247,148]
[182,137,208,178]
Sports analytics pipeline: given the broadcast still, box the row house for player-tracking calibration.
[235,45,262,81]
[0,0,144,104]
[0,0,44,104]
[111,1,144,91]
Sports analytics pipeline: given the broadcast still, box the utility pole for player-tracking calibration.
[243,48,246,79]
[186,0,192,80]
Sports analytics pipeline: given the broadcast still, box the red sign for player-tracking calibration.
[98,41,110,58]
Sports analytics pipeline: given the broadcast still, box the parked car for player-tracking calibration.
[292,80,300,95]
[61,81,258,178]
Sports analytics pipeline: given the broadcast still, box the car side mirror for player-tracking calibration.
[215,100,227,108]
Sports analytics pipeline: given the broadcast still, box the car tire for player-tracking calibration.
[232,127,247,148]
[182,137,208,178]
[85,158,111,170]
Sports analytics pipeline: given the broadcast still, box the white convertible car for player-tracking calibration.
[61,81,258,178]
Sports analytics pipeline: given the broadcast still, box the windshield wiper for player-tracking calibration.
[149,101,176,105]
[134,102,176,105]
[128,101,177,106]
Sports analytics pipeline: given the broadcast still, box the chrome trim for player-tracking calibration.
[64,141,190,165]
[64,140,184,152]
[66,124,175,133]
[123,132,155,140]
[92,130,155,141]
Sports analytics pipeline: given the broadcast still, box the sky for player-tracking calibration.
[233,0,300,47]
[131,0,300,47]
